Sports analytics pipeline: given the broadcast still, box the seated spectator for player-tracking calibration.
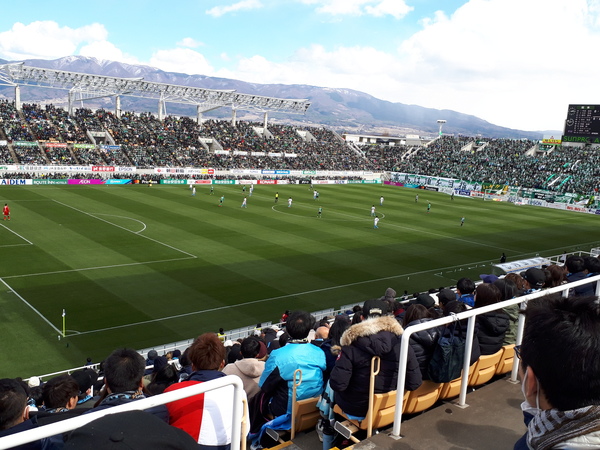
[90,348,168,422]
[70,369,97,409]
[41,374,79,413]
[165,333,246,449]
[330,299,422,420]
[514,295,600,449]
[473,283,510,355]
[144,349,158,376]
[0,378,50,450]
[544,264,567,288]
[519,268,546,294]
[403,303,443,379]
[565,256,594,296]
[64,410,199,449]
[493,278,519,345]
[251,311,326,447]
[222,336,266,402]
[442,301,481,365]
[146,363,179,396]
[456,277,475,307]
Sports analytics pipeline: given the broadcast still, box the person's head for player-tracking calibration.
[328,315,351,346]
[520,268,546,290]
[519,295,600,411]
[0,378,29,430]
[70,369,95,401]
[493,279,518,301]
[544,264,567,288]
[504,273,527,292]
[437,288,456,307]
[443,300,467,317]
[565,255,586,274]
[456,277,475,295]
[584,256,600,274]
[285,310,316,340]
[474,283,502,308]
[147,364,179,396]
[103,348,146,394]
[403,304,431,327]
[240,337,261,359]
[361,299,389,319]
[413,293,435,309]
[42,375,79,410]
[188,333,225,371]
[315,326,330,340]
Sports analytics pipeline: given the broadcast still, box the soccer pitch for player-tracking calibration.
[1,183,598,377]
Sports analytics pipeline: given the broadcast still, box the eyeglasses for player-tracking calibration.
[514,345,522,360]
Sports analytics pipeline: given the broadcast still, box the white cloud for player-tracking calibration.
[149,48,214,75]
[177,37,204,48]
[206,0,263,18]
[298,0,412,18]
[79,41,139,65]
[0,21,107,60]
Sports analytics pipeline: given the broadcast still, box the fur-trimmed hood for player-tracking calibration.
[339,316,404,357]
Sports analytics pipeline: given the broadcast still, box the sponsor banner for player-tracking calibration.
[283,153,297,158]
[333,180,348,184]
[33,179,68,185]
[257,180,277,184]
[186,180,212,185]
[595,210,600,215]
[404,184,420,189]
[0,179,30,185]
[313,180,331,184]
[261,170,290,175]
[268,152,283,157]
[277,180,290,185]
[155,167,213,175]
[92,166,115,172]
[233,150,248,155]
[424,186,439,192]
[238,180,256,185]
[14,141,38,147]
[213,180,235,184]
[347,180,363,184]
[105,179,132,185]
[471,191,484,198]
[384,181,404,187]
[73,143,96,149]
[0,165,18,171]
[302,170,317,175]
[457,189,471,196]
[44,142,67,148]
[542,136,561,145]
[214,150,229,155]
[100,145,121,150]
[545,202,566,210]
[68,179,105,185]
[567,205,588,213]
[250,152,264,157]
[160,179,187,185]
[0,140,7,146]
[361,180,381,184]
[299,179,311,184]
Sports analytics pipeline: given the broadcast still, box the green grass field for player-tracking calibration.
[1,183,599,378]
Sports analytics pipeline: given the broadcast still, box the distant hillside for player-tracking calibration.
[0,56,545,139]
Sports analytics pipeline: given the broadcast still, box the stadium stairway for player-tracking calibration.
[264,375,524,450]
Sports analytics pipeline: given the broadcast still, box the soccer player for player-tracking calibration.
[210,185,214,195]
[241,197,247,208]
[249,185,254,196]
[451,192,455,200]
[427,202,431,213]
[316,191,319,201]
[192,186,196,196]
[415,194,419,203]
[380,196,384,206]
[242,185,246,193]
[288,197,293,208]
[370,205,376,216]
[3,203,9,220]
[219,195,225,207]
[313,190,317,200]
[374,216,379,229]
[275,192,279,203]
[460,216,465,226]
[317,206,322,218]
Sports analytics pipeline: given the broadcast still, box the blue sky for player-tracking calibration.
[0,0,599,132]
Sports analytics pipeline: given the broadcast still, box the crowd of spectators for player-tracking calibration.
[0,101,599,195]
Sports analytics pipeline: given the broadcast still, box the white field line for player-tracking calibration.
[93,214,147,234]
[0,278,62,335]
[0,223,33,245]
[53,200,196,258]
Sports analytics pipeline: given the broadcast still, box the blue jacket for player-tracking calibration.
[259,342,326,417]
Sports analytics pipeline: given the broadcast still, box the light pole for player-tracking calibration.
[437,119,446,136]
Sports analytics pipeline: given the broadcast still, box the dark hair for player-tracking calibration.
[584,256,600,274]
[241,337,261,359]
[520,295,600,410]
[147,364,179,396]
[0,378,28,430]
[188,333,225,371]
[457,277,475,295]
[29,386,43,408]
[42,375,79,409]
[285,310,315,339]
[226,345,242,364]
[474,283,502,308]
[493,279,518,300]
[328,315,351,346]
[566,255,586,274]
[403,304,431,327]
[103,348,146,394]
[544,264,567,288]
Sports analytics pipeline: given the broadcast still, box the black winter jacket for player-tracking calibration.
[330,316,422,418]
[405,318,443,379]
[476,311,510,355]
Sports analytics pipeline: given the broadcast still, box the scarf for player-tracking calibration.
[528,405,600,450]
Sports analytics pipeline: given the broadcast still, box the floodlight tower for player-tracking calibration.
[437,119,447,136]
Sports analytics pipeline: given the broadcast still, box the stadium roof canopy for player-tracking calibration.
[0,63,310,115]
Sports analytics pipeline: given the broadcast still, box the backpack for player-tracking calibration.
[427,322,466,383]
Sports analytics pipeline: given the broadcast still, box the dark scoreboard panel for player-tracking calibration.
[563,105,600,137]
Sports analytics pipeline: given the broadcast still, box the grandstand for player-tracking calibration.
[1,88,600,448]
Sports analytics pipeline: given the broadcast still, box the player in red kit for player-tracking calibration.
[3,204,9,220]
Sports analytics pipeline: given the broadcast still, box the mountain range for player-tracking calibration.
[0,56,549,139]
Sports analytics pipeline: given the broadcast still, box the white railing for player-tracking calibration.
[0,375,246,450]
[391,272,600,438]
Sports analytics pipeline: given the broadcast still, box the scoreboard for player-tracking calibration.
[563,105,600,141]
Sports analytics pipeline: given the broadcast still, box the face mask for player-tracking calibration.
[520,368,541,416]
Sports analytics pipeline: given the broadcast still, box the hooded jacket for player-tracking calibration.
[405,318,443,379]
[476,310,510,355]
[330,315,422,418]
[222,358,265,402]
